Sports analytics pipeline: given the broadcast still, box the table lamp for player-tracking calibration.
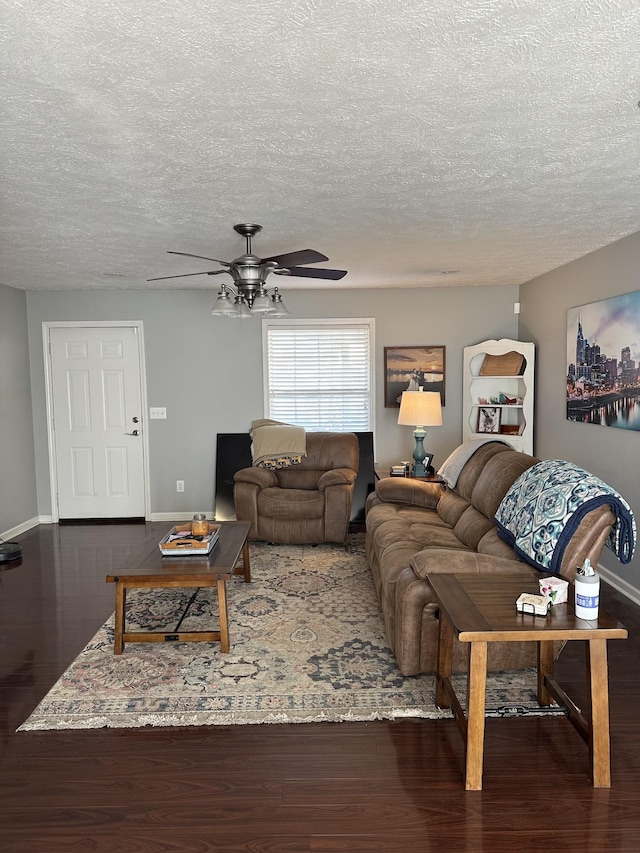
[398,390,442,477]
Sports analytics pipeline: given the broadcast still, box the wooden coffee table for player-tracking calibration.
[427,572,628,790]
[106,521,251,655]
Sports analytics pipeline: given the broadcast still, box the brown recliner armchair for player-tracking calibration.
[233,432,359,544]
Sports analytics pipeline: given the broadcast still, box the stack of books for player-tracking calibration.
[389,465,407,477]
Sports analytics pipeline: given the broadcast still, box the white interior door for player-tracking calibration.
[48,325,146,519]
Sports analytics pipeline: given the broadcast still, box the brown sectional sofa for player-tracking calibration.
[365,442,617,675]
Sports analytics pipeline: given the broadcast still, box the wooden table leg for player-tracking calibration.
[436,609,453,708]
[114,582,126,655]
[465,641,488,791]
[587,638,611,788]
[241,539,251,582]
[537,640,555,706]
[217,577,230,653]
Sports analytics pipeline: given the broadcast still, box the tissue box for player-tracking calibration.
[539,576,569,604]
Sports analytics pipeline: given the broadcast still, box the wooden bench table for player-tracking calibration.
[106,521,251,655]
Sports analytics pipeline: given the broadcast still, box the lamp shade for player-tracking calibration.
[210,289,237,316]
[398,391,442,427]
[251,291,274,313]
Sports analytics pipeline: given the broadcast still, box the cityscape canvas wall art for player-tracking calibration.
[566,290,640,431]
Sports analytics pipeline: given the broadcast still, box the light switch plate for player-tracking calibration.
[149,407,167,419]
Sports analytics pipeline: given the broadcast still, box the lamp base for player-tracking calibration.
[412,427,427,477]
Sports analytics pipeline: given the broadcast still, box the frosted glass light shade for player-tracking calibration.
[210,290,237,316]
[268,289,291,317]
[251,291,273,313]
[232,297,252,318]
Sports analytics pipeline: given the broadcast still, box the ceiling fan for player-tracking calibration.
[148,223,347,317]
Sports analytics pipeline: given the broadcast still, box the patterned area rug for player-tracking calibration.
[19,534,561,731]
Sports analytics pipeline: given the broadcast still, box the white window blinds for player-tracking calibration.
[263,319,374,432]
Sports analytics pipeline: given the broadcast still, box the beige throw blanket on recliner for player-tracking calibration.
[250,419,307,469]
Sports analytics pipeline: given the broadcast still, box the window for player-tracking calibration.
[263,318,374,431]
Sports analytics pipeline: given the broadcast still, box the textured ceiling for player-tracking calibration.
[2,0,640,293]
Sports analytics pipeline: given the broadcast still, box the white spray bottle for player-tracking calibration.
[574,558,600,620]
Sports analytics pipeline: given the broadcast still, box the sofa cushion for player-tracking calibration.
[453,441,514,500]
[258,487,325,519]
[453,506,496,550]
[372,519,472,565]
[477,528,522,559]
[365,501,445,541]
[436,490,471,527]
[470,450,538,519]
[410,549,534,580]
[276,469,324,490]
[375,477,443,508]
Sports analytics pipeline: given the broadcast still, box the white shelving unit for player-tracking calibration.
[463,339,535,455]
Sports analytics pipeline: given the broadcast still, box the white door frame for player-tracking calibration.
[43,320,151,523]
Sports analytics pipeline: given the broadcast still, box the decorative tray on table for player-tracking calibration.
[158,523,220,556]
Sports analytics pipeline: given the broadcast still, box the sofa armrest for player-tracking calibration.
[410,549,535,580]
[318,468,358,491]
[233,467,278,489]
[375,477,444,509]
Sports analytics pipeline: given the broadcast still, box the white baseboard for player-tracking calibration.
[598,564,640,607]
[150,512,214,522]
[4,513,216,534]
[1,516,42,540]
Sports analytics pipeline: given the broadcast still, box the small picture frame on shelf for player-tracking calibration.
[477,406,501,433]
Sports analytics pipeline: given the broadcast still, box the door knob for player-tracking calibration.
[125,429,140,436]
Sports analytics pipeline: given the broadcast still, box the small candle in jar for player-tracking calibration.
[191,513,208,536]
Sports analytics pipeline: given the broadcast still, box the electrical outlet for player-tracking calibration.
[150,407,167,419]
[176,480,184,492]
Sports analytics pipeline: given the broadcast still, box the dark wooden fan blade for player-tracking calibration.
[147,270,226,281]
[264,249,329,267]
[168,251,231,265]
[285,266,348,280]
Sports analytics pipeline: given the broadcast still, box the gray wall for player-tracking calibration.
[24,284,519,519]
[5,240,639,600]
[519,230,640,595]
[0,283,38,532]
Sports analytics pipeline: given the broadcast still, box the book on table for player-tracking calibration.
[158,523,220,556]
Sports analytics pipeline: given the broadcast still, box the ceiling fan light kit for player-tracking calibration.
[150,223,346,319]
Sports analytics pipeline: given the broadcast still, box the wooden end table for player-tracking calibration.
[375,468,446,484]
[427,572,627,791]
[106,521,251,655]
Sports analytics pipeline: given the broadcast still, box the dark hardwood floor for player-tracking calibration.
[1,522,639,852]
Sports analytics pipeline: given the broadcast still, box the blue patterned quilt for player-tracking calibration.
[494,460,636,573]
